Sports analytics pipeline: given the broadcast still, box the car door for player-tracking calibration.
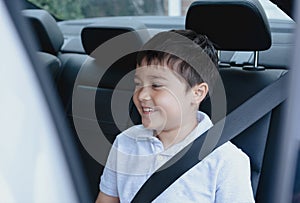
[0,0,91,202]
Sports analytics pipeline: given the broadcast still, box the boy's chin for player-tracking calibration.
[142,122,154,130]
[142,122,164,134]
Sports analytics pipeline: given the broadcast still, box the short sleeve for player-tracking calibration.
[215,144,255,203]
[99,166,118,197]
[99,140,119,197]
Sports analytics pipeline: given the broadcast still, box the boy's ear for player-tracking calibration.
[192,83,209,105]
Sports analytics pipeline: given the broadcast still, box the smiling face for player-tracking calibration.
[133,61,206,141]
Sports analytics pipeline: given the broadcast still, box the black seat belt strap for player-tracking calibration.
[131,73,288,203]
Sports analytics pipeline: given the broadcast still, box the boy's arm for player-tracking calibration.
[215,145,255,203]
[215,149,255,203]
[95,191,119,203]
[97,137,120,202]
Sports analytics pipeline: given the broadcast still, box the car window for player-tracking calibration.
[27,0,195,19]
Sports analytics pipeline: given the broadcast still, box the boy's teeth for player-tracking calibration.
[143,107,153,112]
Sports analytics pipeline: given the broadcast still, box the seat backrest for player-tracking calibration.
[22,9,97,199]
[22,9,65,84]
[36,51,61,82]
[73,21,148,140]
[185,0,288,198]
[66,22,148,199]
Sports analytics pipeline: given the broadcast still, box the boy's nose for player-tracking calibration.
[137,86,151,101]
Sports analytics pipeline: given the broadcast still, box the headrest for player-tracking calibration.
[81,20,147,55]
[22,9,64,55]
[185,0,271,51]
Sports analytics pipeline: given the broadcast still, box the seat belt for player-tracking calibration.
[131,73,288,203]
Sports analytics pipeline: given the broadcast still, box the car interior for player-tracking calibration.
[21,0,295,202]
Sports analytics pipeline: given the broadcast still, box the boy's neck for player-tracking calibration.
[156,118,198,149]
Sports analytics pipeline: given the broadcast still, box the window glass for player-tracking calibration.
[28,0,194,20]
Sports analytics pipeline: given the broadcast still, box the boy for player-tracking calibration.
[96,30,254,203]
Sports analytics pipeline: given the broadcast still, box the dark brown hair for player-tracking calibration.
[136,29,219,92]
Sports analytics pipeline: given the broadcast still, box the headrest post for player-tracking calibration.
[217,50,230,68]
[254,51,259,67]
[243,50,265,71]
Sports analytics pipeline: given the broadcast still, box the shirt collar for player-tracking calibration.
[131,111,213,150]
[161,111,213,156]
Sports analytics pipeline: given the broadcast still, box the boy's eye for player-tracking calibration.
[134,81,141,87]
[152,83,162,89]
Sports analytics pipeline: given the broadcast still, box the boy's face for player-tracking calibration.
[133,63,199,135]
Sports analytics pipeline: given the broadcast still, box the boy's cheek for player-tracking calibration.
[132,95,143,116]
[132,94,139,107]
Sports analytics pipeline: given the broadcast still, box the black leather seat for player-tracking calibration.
[22,9,87,111]
[185,0,287,199]
[69,22,148,199]
[22,9,72,102]
[22,9,64,90]
[22,9,97,199]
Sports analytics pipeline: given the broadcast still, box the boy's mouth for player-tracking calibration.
[142,107,154,114]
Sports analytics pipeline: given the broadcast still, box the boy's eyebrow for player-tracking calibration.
[134,74,169,81]
[148,75,168,81]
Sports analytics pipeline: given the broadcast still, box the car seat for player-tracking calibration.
[185,0,288,199]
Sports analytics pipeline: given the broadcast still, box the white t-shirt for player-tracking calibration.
[100,111,255,203]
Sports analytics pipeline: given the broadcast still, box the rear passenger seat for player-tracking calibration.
[186,0,288,199]
[71,24,149,198]
[22,9,87,110]
[22,9,68,101]
[22,9,96,198]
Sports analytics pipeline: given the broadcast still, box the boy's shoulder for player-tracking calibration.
[206,141,250,167]
[218,141,248,157]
